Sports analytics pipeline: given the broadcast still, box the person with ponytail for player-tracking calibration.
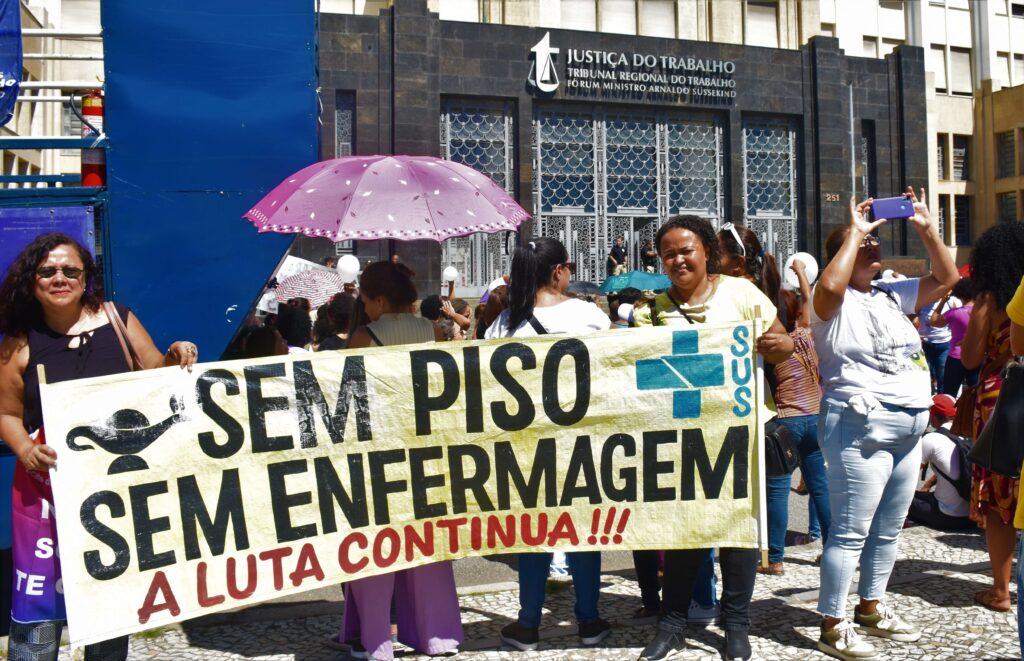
[717,223,831,577]
[485,237,610,338]
[717,221,781,305]
[486,237,611,651]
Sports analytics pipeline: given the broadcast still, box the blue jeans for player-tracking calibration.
[692,548,717,608]
[941,355,979,396]
[817,399,928,618]
[517,551,601,627]
[922,341,950,393]
[808,497,821,540]
[766,415,832,563]
[632,548,717,611]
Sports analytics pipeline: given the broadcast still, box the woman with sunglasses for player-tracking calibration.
[811,188,957,659]
[632,215,794,661]
[0,232,197,661]
[486,237,612,652]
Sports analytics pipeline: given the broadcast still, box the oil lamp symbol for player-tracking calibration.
[66,395,186,474]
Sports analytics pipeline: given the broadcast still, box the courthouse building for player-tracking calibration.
[319,0,934,293]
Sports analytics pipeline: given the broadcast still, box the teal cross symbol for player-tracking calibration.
[635,330,725,419]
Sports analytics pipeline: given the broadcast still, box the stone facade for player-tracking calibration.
[320,0,928,292]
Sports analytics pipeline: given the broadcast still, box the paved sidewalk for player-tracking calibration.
[58,525,1018,660]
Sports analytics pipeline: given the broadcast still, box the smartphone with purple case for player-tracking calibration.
[871,195,914,220]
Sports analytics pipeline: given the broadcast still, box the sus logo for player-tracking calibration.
[635,330,725,419]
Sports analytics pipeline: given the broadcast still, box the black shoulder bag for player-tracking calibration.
[968,358,1024,478]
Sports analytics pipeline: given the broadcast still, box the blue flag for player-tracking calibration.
[0,0,21,127]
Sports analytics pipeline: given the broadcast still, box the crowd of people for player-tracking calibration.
[0,187,1023,660]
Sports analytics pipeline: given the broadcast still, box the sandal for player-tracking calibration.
[974,589,1011,613]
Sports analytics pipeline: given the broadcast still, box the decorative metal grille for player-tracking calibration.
[997,131,1016,179]
[936,135,947,180]
[335,92,354,157]
[952,135,969,181]
[537,111,596,213]
[533,108,726,282]
[954,194,971,246]
[440,100,515,290]
[666,117,723,222]
[605,114,658,214]
[334,93,356,254]
[999,191,1018,223]
[743,120,798,265]
[936,195,947,244]
[543,215,600,283]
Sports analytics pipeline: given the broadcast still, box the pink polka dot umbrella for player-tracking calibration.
[243,155,530,242]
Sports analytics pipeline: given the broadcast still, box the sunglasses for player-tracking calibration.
[561,261,577,274]
[721,222,746,257]
[36,265,84,279]
[860,235,880,248]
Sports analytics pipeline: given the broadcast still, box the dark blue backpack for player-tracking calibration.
[930,427,973,502]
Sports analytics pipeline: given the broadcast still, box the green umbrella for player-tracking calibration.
[599,270,671,294]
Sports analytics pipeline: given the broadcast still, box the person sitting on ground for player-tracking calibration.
[907,394,973,531]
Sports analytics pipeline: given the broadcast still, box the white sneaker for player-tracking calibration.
[854,601,922,642]
[817,620,878,660]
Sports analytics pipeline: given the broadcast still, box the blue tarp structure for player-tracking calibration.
[0,0,22,127]
[101,0,318,356]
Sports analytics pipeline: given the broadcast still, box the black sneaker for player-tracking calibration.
[724,629,752,661]
[579,618,611,645]
[638,627,686,661]
[500,621,539,652]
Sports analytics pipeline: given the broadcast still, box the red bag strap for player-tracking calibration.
[102,301,142,371]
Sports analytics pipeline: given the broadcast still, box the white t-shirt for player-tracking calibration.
[810,277,931,409]
[918,297,960,344]
[485,298,610,338]
[919,423,969,517]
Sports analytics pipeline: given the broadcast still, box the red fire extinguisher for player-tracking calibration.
[80,90,105,187]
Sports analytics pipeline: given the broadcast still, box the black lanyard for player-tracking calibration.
[663,291,696,325]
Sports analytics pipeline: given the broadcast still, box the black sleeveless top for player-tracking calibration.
[21,303,133,436]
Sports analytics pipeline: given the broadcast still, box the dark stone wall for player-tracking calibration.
[319,1,928,291]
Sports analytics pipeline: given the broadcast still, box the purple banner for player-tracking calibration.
[11,433,64,623]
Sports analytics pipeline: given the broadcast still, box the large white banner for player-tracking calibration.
[39,324,767,645]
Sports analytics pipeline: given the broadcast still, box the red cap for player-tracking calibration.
[931,393,957,418]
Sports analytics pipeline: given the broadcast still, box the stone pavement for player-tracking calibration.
[56,525,1019,660]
